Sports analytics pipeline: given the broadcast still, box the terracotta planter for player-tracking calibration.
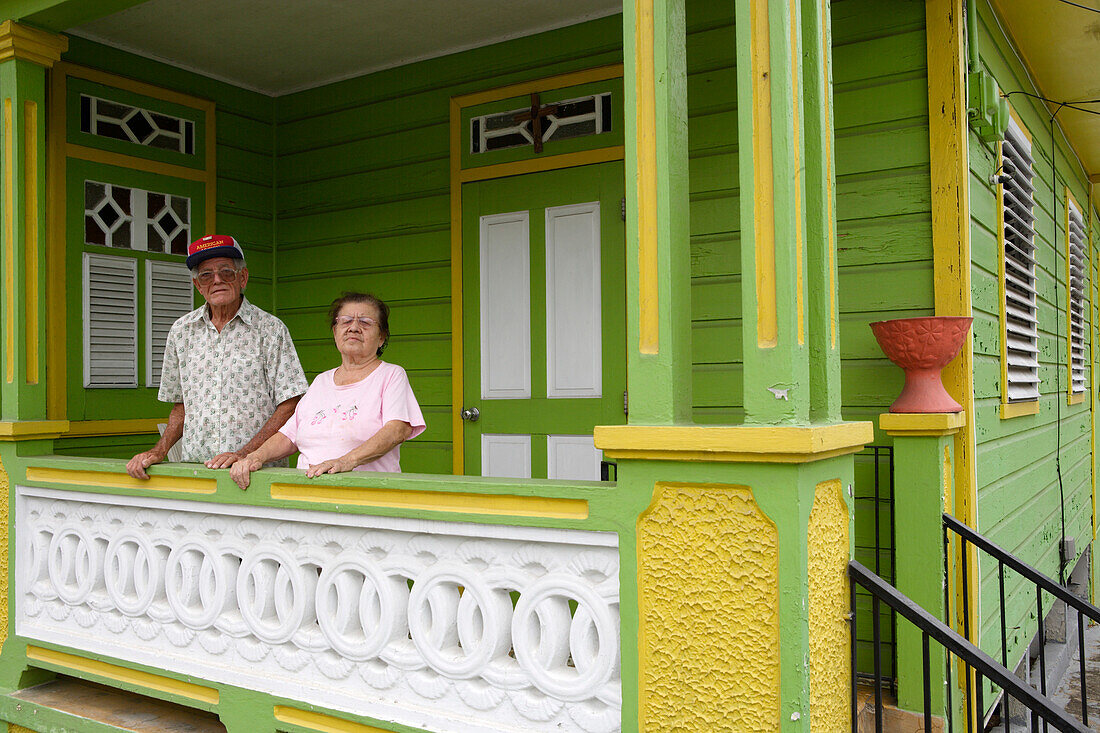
[870,316,973,413]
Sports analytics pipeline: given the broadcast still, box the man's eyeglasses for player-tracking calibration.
[194,268,241,285]
[334,315,378,329]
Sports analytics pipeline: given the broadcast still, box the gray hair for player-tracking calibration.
[189,258,246,278]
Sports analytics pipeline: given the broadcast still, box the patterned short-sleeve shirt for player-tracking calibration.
[158,297,309,464]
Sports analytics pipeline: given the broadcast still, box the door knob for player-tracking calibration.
[460,406,480,422]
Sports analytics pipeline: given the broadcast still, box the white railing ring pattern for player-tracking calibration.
[17,489,621,733]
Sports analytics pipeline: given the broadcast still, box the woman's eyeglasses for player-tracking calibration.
[194,268,241,285]
[334,315,378,329]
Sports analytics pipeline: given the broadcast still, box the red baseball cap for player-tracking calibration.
[186,234,245,270]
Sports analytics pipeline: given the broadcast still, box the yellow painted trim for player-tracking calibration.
[26,646,219,705]
[926,0,980,692]
[447,66,625,474]
[273,706,391,733]
[269,483,588,520]
[822,0,837,349]
[4,96,14,384]
[24,99,37,385]
[879,411,966,437]
[459,146,624,184]
[53,62,215,118]
[0,419,68,439]
[46,57,66,419]
[0,22,67,68]
[1069,393,1085,405]
[790,0,804,346]
[636,0,659,355]
[65,418,163,436]
[65,143,208,182]
[995,137,1012,411]
[451,64,623,110]
[1000,400,1040,419]
[751,0,776,348]
[25,466,217,494]
[594,422,874,463]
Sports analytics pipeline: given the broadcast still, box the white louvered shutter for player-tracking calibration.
[1068,198,1087,395]
[1002,117,1039,403]
[146,260,193,386]
[84,253,137,387]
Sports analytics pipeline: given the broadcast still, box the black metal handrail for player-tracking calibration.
[850,560,1088,733]
[944,512,1098,729]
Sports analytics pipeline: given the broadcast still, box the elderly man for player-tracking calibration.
[126,235,309,479]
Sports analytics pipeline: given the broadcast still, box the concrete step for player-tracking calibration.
[8,676,225,732]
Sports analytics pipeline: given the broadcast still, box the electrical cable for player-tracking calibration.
[1048,106,1069,585]
[1000,91,1100,118]
[1053,0,1100,14]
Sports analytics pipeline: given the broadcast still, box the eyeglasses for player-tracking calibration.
[334,315,378,329]
[194,267,241,285]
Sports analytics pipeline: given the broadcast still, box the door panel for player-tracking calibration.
[545,202,602,398]
[479,211,531,399]
[461,161,625,479]
[481,433,533,479]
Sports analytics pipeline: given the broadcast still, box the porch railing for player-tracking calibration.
[855,445,896,683]
[849,560,1088,733]
[944,512,1100,730]
[8,455,622,733]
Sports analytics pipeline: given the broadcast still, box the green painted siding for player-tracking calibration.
[969,0,1096,678]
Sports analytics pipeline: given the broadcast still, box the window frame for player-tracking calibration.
[1066,190,1088,405]
[998,109,1040,419]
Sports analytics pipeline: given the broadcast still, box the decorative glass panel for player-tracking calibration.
[84,181,133,249]
[80,94,195,155]
[83,180,190,254]
[471,92,612,154]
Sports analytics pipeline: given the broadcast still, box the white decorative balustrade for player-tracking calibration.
[16,486,621,733]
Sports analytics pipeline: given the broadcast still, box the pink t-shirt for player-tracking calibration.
[279,362,426,473]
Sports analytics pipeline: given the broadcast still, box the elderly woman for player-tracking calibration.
[230,292,425,489]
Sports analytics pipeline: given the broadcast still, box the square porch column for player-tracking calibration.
[0,22,67,426]
[602,1,872,730]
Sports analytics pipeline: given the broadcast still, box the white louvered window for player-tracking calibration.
[1002,116,1039,403]
[146,261,193,387]
[1068,197,1087,395]
[83,253,137,388]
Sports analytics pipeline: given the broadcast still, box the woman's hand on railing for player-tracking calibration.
[305,455,356,478]
[228,455,262,490]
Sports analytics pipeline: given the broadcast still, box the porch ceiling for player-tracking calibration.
[988,0,1100,181]
[66,0,622,96]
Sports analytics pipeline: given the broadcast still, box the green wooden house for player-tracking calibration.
[0,0,1095,730]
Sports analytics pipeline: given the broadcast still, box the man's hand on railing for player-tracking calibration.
[229,455,262,490]
[126,449,166,480]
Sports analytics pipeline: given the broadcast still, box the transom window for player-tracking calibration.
[80,94,195,155]
[84,180,191,254]
[471,92,612,154]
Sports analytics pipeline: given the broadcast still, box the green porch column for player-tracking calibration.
[622,0,692,425]
[735,0,841,424]
[881,412,965,728]
[0,21,66,422]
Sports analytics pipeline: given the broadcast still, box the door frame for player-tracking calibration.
[447,64,625,474]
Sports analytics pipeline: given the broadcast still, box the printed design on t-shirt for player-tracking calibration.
[310,404,359,426]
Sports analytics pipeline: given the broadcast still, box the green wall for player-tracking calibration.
[969,0,1096,675]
